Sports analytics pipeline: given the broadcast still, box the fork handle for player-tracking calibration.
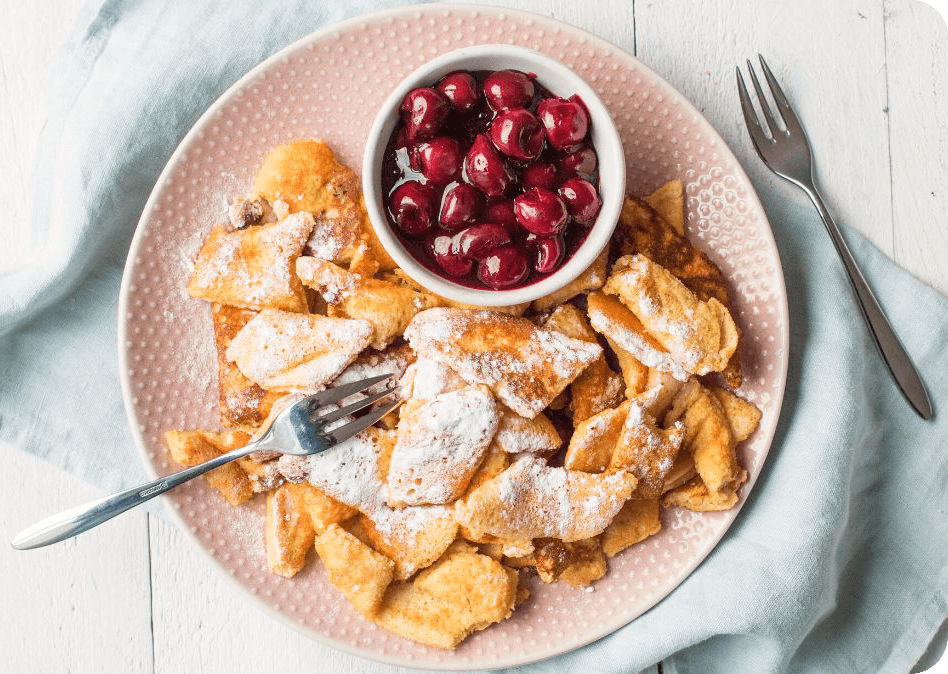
[10,444,257,550]
[804,185,933,419]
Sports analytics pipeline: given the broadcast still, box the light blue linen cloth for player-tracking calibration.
[1,1,946,672]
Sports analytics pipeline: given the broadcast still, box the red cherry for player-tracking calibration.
[399,87,451,141]
[558,178,602,226]
[436,71,480,113]
[389,181,437,236]
[429,233,474,277]
[477,245,529,289]
[483,70,535,111]
[537,96,590,150]
[559,145,598,181]
[514,187,569,236]
[483,200,519,231]
[568,94,591,120]
[392,126,410,153]
[521,162,558,192]
[464,133,514,198]
[528,234,566,274]
[417,137,462,186]
[452,223,512,261]
[439,182,484,230]
[490,108,544,161]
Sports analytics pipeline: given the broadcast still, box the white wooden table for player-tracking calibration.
[2,1,947,672]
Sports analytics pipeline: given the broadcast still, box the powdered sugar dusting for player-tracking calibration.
[404,308,602,418]
[457,456,635,542]
[611,401,685,497]
[387,386,499,506]
[225,309,372,392]
[188,213,313,309]
[229,501,266,561]
[369,502,453,544]
[399,357,466,404]
[296,256,357,305]
[588,303,688,381]
[281,427,454,574]
[303,209,361,261]
[494,409,560,455]
[288,429,386,511]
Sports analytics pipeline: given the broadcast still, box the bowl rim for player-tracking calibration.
[361,43,626,306]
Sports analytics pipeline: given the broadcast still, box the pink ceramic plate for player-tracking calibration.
[118,4,789,670]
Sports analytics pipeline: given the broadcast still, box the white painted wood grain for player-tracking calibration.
[454,0,636,54]
[635,0,896,260]
[0,445,153,673]
[884,0,948,294]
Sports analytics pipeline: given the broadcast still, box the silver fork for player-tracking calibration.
[737,55,933,420]
[11,373,399,550]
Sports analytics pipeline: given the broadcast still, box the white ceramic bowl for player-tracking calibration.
[362,44,626,306]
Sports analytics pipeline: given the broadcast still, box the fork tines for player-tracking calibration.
[311,372,395,406]
[317,387,397,423]
[311,373,399,447]
[736,54,803,144]
[324,399,400,447]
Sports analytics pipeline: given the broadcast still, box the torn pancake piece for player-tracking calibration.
[225,308,372,393]
[564,400,630,473]
[265,483,316,578]
[373,543,518,649]
[710,386,762,443]
[493,407,561,456]
[609,401,684,499]
[296,256,442,350]
[404,308,602,418]
[587,291,685,380]
[600,497,662,558]
[603,254,738,377]
[387,386,500,506]
[165,430,252,505]
[605,334,650,398]
[280,427,457,579]
[212,304,284,432]
[313,523,395,618]
[359,508,459,581]
[541,304,624,422]
[665,380,743,494]
[187,212,315,312]
[455,456,636,543]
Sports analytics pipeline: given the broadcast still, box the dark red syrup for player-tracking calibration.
[381,69,602,291]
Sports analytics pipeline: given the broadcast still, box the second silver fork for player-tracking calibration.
[737,55,933,420]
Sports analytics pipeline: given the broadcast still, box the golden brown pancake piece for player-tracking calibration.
[618,195,742,387]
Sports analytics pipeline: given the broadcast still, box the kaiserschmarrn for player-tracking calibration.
[167,138,762,649]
